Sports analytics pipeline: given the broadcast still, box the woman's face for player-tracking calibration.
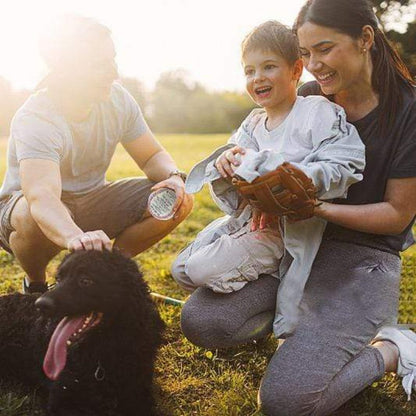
[297,22,367,95]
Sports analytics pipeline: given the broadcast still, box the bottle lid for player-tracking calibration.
[147,188,177,220]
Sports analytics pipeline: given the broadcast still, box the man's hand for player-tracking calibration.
[251,208,280,232]
[151,175,186,219]
[67,230,112,251]
[215,146,246,178]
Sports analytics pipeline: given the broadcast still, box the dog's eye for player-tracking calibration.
[78,277,94,288]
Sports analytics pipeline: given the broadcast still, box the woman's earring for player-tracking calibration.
[362,48,367,53]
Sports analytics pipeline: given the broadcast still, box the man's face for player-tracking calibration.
[60,34,119,103]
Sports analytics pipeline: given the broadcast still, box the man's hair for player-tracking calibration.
[39,14,111,70]
[241,21,300,66]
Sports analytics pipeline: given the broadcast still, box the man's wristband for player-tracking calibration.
[168,169,187,182]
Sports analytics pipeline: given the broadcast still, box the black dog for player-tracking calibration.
[0,250,164,416]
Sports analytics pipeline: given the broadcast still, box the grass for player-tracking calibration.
[0,134,416,415]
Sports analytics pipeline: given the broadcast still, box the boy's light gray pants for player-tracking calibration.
[180,239,402,416]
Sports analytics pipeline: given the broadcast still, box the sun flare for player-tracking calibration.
[0,0,313,92]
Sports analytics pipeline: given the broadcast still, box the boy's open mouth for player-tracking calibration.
[43,311,103,381]
[255,86,272,97]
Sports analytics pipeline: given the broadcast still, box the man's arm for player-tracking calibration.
[315,177,416,235]
[122,131,177,181]
[123,132,188,214]
[20,159,111,250]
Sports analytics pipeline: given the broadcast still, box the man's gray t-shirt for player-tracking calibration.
[0,83,149,199]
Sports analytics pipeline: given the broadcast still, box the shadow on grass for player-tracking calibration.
[332,376,416,416]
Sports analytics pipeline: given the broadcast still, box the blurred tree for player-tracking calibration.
[0,78,30,137]
[0,77,13,136]
[373,0,415,24]
[149,70,254,134]
[218,91,257,132]
[388,21,416,76]
[373,0,416,75]
[118,77,148,115]
[149,70,195,132]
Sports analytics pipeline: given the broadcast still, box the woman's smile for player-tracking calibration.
[315,71,337,86]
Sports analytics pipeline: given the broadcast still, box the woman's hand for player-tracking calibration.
[151,175,186,219]
[251,208,280,232]
[313,200,329,218]
[215,146,246,178]
[311,176,416,234]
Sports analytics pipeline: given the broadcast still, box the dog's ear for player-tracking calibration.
[111,254,156,318]
[100,250,164,341]
[54,251,79,280]
[103,250,148,296]
[105,249,142,278]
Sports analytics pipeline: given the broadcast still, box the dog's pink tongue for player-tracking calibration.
[43,316,86,381]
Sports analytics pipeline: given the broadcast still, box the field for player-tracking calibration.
[0,134,416,415]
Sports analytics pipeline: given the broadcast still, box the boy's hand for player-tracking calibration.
[215,146,246,178]
[251,208,280,232]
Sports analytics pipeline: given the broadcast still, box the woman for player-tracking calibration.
[180,0,416,414]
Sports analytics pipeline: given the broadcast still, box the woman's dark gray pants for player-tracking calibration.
[181,240,402,416]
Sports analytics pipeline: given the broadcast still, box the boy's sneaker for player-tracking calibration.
[22,276,48,295]
[373,326,416,401]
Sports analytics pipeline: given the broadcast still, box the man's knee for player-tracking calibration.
[10,197,42,237]
[175,193,194,222]
[9,198,59,251]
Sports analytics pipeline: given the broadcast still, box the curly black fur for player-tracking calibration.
[0,250,164,416]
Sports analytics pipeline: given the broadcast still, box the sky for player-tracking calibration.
[0,0,314,92]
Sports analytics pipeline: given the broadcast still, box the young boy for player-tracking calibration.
[171,21,365,334]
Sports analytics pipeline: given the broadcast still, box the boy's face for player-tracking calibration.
[243,49,302,112]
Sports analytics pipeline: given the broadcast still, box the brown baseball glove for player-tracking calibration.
[232,162,319,221]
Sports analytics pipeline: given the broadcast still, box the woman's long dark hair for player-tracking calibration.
[294,0,415,134]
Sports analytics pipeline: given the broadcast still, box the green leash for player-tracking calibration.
[150,292,185,307]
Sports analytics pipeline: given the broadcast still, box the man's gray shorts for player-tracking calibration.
[0,177,154,253]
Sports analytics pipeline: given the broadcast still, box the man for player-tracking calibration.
[0,15,193,293]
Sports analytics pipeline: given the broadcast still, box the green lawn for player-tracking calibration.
[0,135,416,415]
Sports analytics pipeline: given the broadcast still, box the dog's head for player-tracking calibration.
[35,249,150,381]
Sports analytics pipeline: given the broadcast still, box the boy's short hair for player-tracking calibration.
[242,21,300,65]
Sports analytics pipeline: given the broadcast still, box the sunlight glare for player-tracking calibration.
[0,0,312,91]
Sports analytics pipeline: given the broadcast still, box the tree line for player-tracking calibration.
[122,71,255,134]
[0,0,414,137]
[0,71,255,136]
